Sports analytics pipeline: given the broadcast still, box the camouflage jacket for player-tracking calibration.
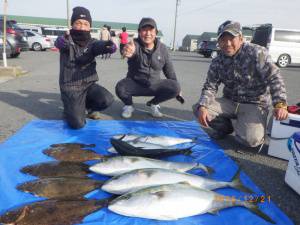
[198,42,287,107]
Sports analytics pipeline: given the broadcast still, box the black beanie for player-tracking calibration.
[71,6,92,26]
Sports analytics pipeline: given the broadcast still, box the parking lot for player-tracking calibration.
[0,50,300,224]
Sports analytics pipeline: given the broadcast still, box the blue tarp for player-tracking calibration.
[0,120,294,225]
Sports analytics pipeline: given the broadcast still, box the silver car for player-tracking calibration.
[25,30,53,51]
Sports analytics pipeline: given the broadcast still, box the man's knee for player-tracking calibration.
[101,92,114,108]
[66,114,85,129]
[115,80,127,98]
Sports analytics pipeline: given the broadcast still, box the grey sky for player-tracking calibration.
[4,0,300,46]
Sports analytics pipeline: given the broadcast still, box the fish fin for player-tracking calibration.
[15,205,29,224]
[205,166,215,175]
[231,168,254,194]
[208,209,219,215]
[246,202,276,224]
[118,135,126,140]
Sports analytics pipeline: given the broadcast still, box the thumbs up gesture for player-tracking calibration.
[122,40,136,58]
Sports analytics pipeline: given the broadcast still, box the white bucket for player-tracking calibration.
[268,113,300,160]
[285,132,300,195]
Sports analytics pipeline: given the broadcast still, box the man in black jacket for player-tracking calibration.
[115,18,182,118]
[55,6,116,129]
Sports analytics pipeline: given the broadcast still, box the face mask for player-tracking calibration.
[70,29,91,47]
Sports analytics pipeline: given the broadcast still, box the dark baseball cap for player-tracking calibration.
[138,17,157,30]
[217,20,242,40]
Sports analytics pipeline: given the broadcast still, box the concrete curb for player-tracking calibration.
[0,66,28,78]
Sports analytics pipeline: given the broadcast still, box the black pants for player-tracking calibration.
[115,78,180,105]
[119,43,126,55]
[61,83,114,129]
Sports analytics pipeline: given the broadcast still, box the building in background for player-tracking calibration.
[7,15,164,43]
[181,34,201,52]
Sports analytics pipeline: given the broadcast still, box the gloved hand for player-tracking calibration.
[105,40,117,54]
[92,40,117,56]
[55,34,69,50]
[55,36,66,49]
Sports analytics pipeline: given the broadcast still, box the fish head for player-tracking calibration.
[108,193,139,214]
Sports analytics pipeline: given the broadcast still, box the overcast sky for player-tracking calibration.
[4,0,300,46]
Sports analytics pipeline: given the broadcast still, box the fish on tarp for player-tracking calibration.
[102,168,252,195]
[108,183,275,224]
[113,134,195,146]
[110,138,194,158]
[50,143,96,149]
[17,177,104,199]
[89,156,212,176]
[43,147,105,162]
[0,198,110,225]
[20,161,90,178]
[107,141,180,153]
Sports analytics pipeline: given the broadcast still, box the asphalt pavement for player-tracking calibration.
[0,50,299,224]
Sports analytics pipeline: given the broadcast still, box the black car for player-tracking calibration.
[198,40,219,58]
[0,19,29,51]
[0,31,22,58]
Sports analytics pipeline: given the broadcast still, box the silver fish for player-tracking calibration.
[113,134,195,146]
[108,183,275,223]
[107,141,177,153]
[102,168,252,195]
[89,156,210,176]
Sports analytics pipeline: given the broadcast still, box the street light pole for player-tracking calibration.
[172,0,179,51]
[66,0,71,29]
[2,0,8,67]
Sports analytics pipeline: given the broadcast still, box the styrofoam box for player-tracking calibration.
[268,113,300,160]
[285,133,300,195]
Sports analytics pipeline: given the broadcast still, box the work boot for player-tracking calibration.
[121,105,134,118]
[87,111,102,120]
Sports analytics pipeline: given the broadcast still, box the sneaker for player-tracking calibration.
[150,104,163,118]
[87,111,102,120]
[122,105,134,118]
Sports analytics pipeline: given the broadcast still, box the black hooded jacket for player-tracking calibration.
[127,38,177,86]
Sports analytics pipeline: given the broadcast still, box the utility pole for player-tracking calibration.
[66,0,71,29]
[172,0,179,51]
[2,0,8,67]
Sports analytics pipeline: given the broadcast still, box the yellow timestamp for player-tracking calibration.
[214,195,271,203]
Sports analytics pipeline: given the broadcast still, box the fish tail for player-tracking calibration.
[245,202,276,224]
[230,168,254,194]
[183,144,197,155]
[195,163,215,175]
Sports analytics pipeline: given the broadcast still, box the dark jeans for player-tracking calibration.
[115,77,180,105]
[61,83,114,129]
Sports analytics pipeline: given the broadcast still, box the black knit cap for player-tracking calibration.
[71,6,92,26]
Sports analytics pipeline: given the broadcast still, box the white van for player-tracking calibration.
[251,24,300,67]
[41,27,68,42]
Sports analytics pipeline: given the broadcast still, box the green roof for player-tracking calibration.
[184,34,202,39]
[6,15,163,36]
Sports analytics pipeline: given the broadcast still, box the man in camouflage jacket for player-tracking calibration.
[193,20,288,147]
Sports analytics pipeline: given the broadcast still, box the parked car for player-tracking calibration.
[0,31,21,58]
[0,19,29,51]
[198,40,219,58]
[25,30,54,51]
[0,38,12,58]
[251,23,300,68]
